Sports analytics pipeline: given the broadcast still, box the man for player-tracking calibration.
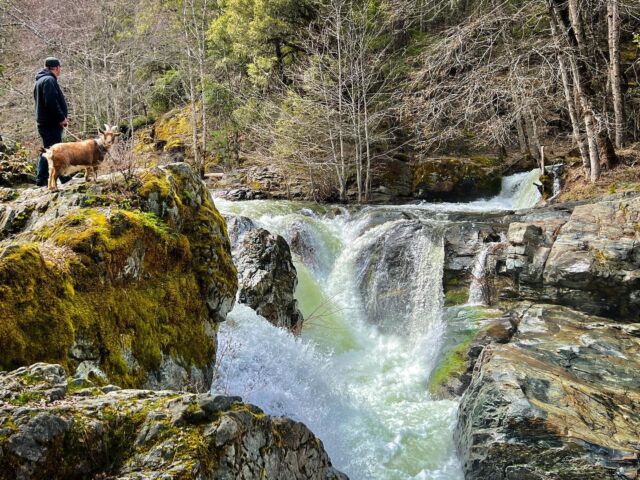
[34,57,70,187]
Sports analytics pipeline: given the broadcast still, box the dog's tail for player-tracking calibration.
[42,148,53,165]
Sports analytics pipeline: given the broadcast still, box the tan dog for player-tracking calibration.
[44,124,121,191]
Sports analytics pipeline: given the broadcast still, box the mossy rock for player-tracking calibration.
[0,363,346,480]
[444,287,469,306]
[412,157,502,201]
[152,109,193,153]
[0,159,35,187]
[0,163,237,390]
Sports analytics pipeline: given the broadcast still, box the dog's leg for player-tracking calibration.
[49,167,59,192]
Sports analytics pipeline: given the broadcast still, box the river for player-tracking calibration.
[211,170,541,480]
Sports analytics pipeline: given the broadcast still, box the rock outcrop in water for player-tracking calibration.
[0,163,237,391]
[452,194,640,479]
[227,217,304,332]
[355,219,444,332]
[497,195,640,320]
[0,363,347,480]
[456,303,640,479]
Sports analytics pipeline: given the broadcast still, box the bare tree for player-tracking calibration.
[607,0,625,148]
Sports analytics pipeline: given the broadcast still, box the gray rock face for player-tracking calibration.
[0,363,347,480]
[225,214,257,252]
[455,303,640,480]
[354,219,448,332]
[496,196,640,320]
[234,227,304,332]
[215,166,308,201]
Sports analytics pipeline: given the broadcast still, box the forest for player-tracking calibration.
[1,0,639,201]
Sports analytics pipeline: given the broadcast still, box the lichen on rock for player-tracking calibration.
[455,303,640,479]
[0,163,237,391]
[0,363,348,480]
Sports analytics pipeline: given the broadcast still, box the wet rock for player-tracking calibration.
[442,221,507,304]
[429,310,516,399]
[225,214,257,252]
[0,363,347,480]
[235,228,304,332]
[456,303,640,479]
[355,219,445,332]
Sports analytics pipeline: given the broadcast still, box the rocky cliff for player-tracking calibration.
[214,156,505,203]
[0,162,347,480]
[0,163,237,391]
[440,194,640,479]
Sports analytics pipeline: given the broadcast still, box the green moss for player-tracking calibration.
[154,110,192,152]
[445,287,469,306]
[0,165,237,389]
[0,244,76,370]
[412,157,502,200]
[9,391,44,406]
[137,171,172,200]
[428,339,472,394]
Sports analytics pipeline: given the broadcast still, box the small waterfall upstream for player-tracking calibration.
[467,244,491,306]
[212,170,541,480]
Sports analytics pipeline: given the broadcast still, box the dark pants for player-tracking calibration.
[36,125,70,186]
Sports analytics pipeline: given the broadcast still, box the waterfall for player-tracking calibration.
[211,169,542,480]
[467,243,491,305]
[408,228,445,335]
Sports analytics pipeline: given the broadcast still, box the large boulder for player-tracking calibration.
[0,363,347,480]
[455,303,640,479]
[232,225,304,332]
[0,163,237,391]
[411,156,503,201]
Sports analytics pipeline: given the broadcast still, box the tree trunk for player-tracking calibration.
[524,107,541,161]
[607,0,625,148]
[598,128,617,170]
[336,3,346,202]
[198,0,209,172]
[516,112,529,155]
[551,0,612,181]
[548,8,589,167]
[182,4,200,176]
[360,56,372,201]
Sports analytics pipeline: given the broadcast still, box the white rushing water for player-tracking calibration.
[211,170,541,480]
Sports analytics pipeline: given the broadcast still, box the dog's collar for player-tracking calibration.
[94,139,107,155]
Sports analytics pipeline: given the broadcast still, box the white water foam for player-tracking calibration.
[211,170,541,479]
[214,304,462,480]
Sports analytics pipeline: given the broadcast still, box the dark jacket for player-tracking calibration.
[33,69,68,127]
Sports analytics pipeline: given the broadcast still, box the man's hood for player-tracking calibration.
[35,68,55,81]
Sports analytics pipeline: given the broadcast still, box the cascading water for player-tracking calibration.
[212,170,541,480]
[467,244,491,305]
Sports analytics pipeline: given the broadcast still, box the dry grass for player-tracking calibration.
[558,144,640,202]
[39,241,78,273]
